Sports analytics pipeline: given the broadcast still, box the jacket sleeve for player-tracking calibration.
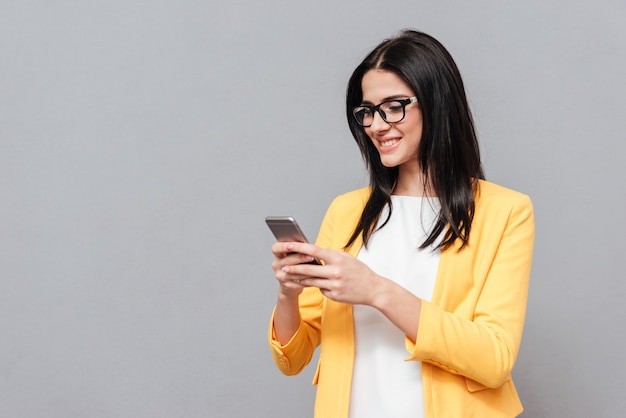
[406,192,535,388]
[268,288,324,376]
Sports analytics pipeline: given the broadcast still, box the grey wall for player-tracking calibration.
[1,0,625,417]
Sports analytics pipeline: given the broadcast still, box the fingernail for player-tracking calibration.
[282,266,290,273]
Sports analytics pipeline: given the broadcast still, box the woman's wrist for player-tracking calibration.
[369,274,394,310]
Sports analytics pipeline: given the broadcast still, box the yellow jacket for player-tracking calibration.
[269,180,535,417]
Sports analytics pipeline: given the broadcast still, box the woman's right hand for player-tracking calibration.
[271,241,317,297]
[272,241,317,345]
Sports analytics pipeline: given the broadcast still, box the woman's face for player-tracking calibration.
[361,69,423,170]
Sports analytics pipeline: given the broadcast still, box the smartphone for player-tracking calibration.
[265,216,321,265]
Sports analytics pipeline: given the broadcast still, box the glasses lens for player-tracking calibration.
[380,101,405,123]
[353,107,373,126]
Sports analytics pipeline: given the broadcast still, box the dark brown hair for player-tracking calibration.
[345,30,484,251]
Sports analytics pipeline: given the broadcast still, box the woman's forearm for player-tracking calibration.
[273,292,301,345]
[371,277,422,343]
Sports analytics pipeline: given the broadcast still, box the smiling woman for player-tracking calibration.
[267,29,534,418]
[359,70,424,173]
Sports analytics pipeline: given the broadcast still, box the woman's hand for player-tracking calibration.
[271,242,318,345]
[271,241,422,343]
[274,241,385,307]
[271,242,320,300]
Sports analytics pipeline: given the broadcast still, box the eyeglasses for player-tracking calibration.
[352,96,418,127]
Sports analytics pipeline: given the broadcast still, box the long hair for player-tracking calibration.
[345,30,484,251]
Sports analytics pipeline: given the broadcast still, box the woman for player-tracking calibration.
[268,29,534,418]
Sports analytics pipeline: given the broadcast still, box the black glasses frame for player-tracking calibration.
[352,96,418,127]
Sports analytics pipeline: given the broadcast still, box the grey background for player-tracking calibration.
[1,0,625,417]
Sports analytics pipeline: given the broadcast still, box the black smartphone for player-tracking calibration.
[265,216,321,264]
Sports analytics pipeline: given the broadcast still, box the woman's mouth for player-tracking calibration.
[380,138,400,148]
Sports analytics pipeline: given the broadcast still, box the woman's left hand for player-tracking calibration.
[280,242,385,306]
[282,242,423,341]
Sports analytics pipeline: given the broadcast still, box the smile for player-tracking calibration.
[380,139,399,147]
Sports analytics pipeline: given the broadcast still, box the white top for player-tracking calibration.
[349,196,442,418]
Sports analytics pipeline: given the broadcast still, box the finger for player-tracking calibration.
[281,264,326,281]
[274,254,317,271]
[273,241,321,263]
[288,253,318,266]
[272,241,307,255]
[275,268,306,289]
[271,242,290,258]
[286,278,305,287]
[283,242,331,263]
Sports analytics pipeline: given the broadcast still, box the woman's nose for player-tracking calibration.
[369,111,390,132]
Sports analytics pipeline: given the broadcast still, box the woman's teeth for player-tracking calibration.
[381,139,399,147]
